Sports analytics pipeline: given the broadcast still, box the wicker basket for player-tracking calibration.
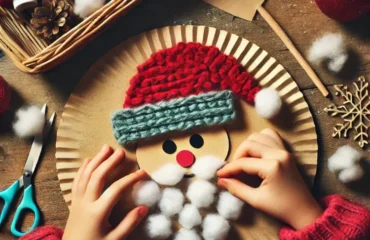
[0,0,140,73]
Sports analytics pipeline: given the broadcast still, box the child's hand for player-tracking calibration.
[217,129,323,230]
[63,145,148,240]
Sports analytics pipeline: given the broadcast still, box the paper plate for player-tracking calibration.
[56,25,318,239]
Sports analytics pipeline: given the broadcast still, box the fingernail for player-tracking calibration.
[139,206,148,217]
[101,144,109,151]
[217,178,227,188]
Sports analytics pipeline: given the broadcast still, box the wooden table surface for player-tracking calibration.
[1,0,370,239]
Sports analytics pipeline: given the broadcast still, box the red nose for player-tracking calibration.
[176,150,195,168]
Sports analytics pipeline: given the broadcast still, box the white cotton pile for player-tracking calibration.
[74,0,105,19]
[254,88,282,119]
[159,188,184,217]
[13,105,45,138]
[328,145,364,183]
[178,204,202,229]
[308,33,348,73]
[132,181,161,208]
[151,163,184,186]
[186,180,217,208]
[217,191,244,220]
[174,229,201,240]
[191,155,225,180]
[146,214,172,239]
[202,214,230,240]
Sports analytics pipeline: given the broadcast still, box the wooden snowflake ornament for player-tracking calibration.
[324,76,370,148]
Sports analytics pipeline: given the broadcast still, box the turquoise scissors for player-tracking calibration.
[0,104,55,237]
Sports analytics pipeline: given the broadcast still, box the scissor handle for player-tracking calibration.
[10,185,41,237]
[0,181,20,227]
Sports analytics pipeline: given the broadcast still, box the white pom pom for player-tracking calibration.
[74,0,105,19]
[159,188,184,217]
[202,214,230,240]
[254,88,282,119]
[308,33,348,73]
[217,191,244,220]
[151,163,184,186]
[178,204,202,229]
[132,181,161,208]
[13,105,45,138]
[175,229,201,240]
[328,145,362,172]
[338,164,364,183]
[186,180,217,208]
[146,214,172,239]
[191,155,225,180]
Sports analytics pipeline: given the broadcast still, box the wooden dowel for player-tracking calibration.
[257,6,329,97]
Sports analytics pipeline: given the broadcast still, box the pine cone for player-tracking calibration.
[30,0,72,41]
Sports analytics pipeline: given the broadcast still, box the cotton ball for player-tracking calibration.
[254,88,282,119]
[132,181,161,208]
[13,105,45,138]
[74,0,105,19]
[217,191,244,220]
[159,188,184,217]
[202,214,230,240]
[186,180,217,208]
[174,228,201,240]
[146,214,172,239]
[338,164,364,183]
[191,155,225,180]
[328,145,362,172]
[151,163,184,186]
[308,33,348,73]
[178,204,202,229]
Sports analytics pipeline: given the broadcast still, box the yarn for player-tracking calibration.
[124,42,260,108]
[0,76,11,114]
[315,0,370,22]
[112,90,235,145]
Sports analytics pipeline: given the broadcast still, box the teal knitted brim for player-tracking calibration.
[111,90,236,145]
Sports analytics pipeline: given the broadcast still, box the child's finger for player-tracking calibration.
[233,140,287,161]
[98,170,147,214]
[217,157,270,179]
[260,128,285,149]
[77,145,113,197]
[72,158,91,200]
[85,149,125,201]
[217,178,259,207]
[247,132,281,149]
[108,206,148,240]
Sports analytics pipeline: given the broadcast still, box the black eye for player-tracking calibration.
[162,140,177,154]
[190,134,204,149]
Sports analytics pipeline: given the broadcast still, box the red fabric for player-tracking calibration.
[20,226,63,240]
[315,0,370,22]
[280,194,370,240]
[124,42,260,108]
[0,76,11,114]
[0,0,13,8]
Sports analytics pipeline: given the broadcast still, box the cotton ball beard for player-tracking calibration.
[146,214,172,239]
[191,155,225,180]
[159,188,184,217]
[132,181,161,208]
[151,163,185,186]
[338,164,364,183]
[186,180,217,208]
[202,214,230,240]
[328,145,362,172]
[74,0,105,19]
[254,88,282,119]
[13,105,45,138]
[217,191,244,220]
[178,204,202,229]
[174,229,201,240]
[308,33,348,73]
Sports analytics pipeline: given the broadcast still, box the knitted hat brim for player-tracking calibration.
[111,90,236,145]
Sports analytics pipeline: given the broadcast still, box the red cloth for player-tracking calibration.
[280,195,370,240]
[315,0,370,22]
[124,42,260,108]
[21,195,370,240]
[0,76,11,114]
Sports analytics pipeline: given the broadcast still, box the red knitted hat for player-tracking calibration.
[0,76,11,114]
[112,42,281,145]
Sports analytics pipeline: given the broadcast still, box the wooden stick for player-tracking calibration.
[257,6,329,97]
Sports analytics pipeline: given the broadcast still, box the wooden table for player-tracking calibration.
[1,0,369,239]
